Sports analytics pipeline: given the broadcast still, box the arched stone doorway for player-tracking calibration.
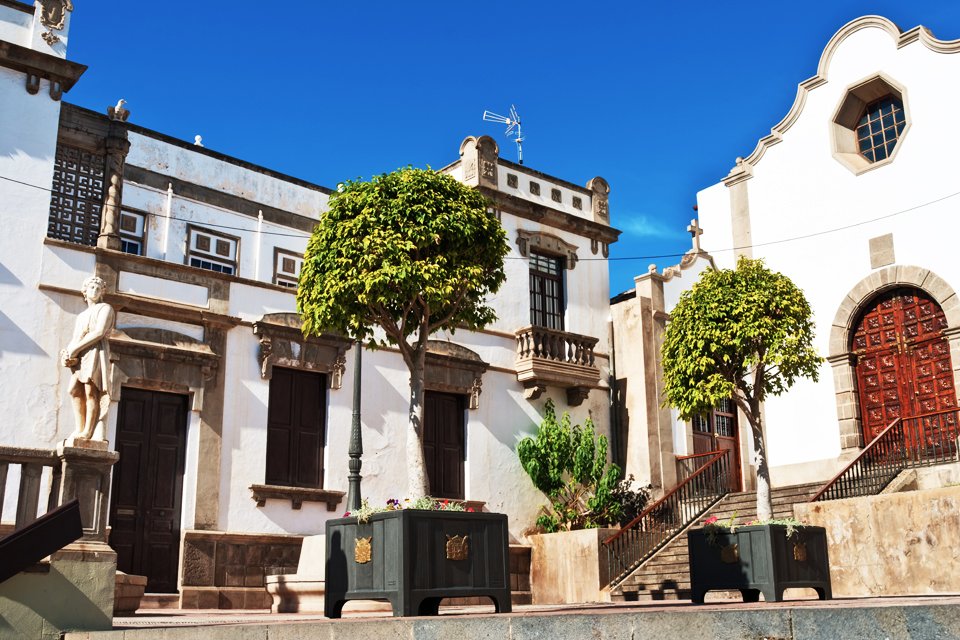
[851,287,956,444]
[828,266,960,452]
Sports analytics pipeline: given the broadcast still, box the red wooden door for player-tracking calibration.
[853,288,956,443]
[423,391,465,499]
[692,398,741,491]
[110,388,188,593]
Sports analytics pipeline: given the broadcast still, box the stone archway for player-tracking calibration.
[828,266,960,452]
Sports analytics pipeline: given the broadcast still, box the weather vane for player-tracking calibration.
[482,104,524,164]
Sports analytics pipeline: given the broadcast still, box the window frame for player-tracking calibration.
[273,248,304,289]
[529,250,565,331]
[185,224,240,276]
[118,207,148,256]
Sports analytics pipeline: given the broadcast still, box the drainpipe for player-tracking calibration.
[161,183,173,260]
[254,210,264,281]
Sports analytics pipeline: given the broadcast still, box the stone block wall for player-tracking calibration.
[795,486,960,597]
[179,530,302,609]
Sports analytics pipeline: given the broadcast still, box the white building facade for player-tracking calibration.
[0,1,619,607]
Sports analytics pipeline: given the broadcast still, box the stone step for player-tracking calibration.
[139,594,180,610]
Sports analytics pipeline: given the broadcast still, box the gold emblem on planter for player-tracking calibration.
[720,543,739,564]
[793,542,807,562]
[446,535,469,561]
[355,537,372,564]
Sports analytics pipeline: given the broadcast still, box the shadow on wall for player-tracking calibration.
[0,262,22,286]
[0,309,47,357]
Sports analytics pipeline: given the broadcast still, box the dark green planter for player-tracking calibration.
[325,509,512,617]
[687,524,832,603]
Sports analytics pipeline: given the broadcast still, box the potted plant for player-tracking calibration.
[687,516,831,603]
[324,498,511,617]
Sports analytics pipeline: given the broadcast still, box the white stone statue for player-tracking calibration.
[61,276,116,442]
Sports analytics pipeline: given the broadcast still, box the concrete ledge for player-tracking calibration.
[66,600,960,639]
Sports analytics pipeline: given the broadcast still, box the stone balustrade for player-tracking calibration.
[0,446,59,534]
[514,326,601,405]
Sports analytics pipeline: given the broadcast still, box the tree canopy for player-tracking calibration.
[296,167,509,495]
[660,256,822,519]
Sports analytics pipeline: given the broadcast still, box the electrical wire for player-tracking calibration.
[3,172,957,261]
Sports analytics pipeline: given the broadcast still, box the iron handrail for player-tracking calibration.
[811,407,960,502]
[602,449,731,589]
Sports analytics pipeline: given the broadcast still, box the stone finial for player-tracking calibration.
[107,99,130,122]
[194,135,204,147]
[459,135,499,189]
[587,177,610,223]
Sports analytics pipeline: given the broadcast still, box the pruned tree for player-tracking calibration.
[660,257,822,520]
[297,167,509,496]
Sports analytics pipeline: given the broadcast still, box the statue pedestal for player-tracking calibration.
[54,442,118,544]
[63,436,110,452]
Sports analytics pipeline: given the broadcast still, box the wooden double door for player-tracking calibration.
[853,288,957,443]
[109,388,188,593]
[692,397,741,492]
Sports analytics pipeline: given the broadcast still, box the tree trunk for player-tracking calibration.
[405,345,430,497]
[749,411,773,521]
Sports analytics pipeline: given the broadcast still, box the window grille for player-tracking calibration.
[47,144,105,246]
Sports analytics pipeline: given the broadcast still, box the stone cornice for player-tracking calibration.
[0,39,86,100]
[479,186,620,245]
[723,15,960,186]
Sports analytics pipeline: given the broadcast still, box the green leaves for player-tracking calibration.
[297,167,510,350]
[517,400,623,532]
[660,257,822,422]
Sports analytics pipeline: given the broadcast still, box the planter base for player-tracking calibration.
[325,510,512,618]
[688,524,832,604]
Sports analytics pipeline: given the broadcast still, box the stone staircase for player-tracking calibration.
[612,482,822,601]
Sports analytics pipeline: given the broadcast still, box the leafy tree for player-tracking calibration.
[517,400,623,532]
[660,257,822,521]
[297,167,509,496]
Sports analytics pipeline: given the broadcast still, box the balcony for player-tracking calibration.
[514,325,600,406]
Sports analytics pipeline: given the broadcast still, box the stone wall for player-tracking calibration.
[179,530,302,609]
[529,528,616,604]
[794,486,960,597]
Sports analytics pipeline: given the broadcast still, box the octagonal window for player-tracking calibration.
[856,97,906,163]
[831,74,910,175]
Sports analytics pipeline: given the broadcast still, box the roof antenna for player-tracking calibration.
[482,104,524,164]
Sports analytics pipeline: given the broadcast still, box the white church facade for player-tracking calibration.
[0,0,619,607]
[614,15,960,494]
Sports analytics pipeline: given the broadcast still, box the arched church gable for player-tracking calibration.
[827,266,960,451]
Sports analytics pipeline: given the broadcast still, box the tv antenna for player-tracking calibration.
[482,104,524,164]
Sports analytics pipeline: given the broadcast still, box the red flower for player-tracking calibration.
[466,507,475,512]
[703,516,719,525]
[343,512,351,517]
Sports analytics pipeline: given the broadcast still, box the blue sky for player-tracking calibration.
[64,2,960,295]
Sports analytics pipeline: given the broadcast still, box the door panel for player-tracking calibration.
[423,391,465,499]
[110,388,188,593]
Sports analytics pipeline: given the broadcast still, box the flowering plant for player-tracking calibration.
[701,513,807,544]
[343,497,474,523]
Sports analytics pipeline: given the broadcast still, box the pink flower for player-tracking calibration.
[343,512,351,517]
[466,507,475,512]
[703,516,719,525]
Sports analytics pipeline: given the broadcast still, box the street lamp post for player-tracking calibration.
[346,340,363,511]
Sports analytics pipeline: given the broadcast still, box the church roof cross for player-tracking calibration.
[687,218,704,252]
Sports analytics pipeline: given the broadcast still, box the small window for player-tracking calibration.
[572,196,582,210]
[187,225,238,275]
[274,249,303,289]
[856,97,906,163]
[119,209,145,256]
[529,251,564,330]
[551,188,562,203]
[529,181,540,196]
[507,174,518,188]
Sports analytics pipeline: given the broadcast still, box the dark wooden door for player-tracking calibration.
[692,398,741,491]
[853,288,955,443]
[265,368,326,488]
[110,388,188,593]
[423,391,465,499]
